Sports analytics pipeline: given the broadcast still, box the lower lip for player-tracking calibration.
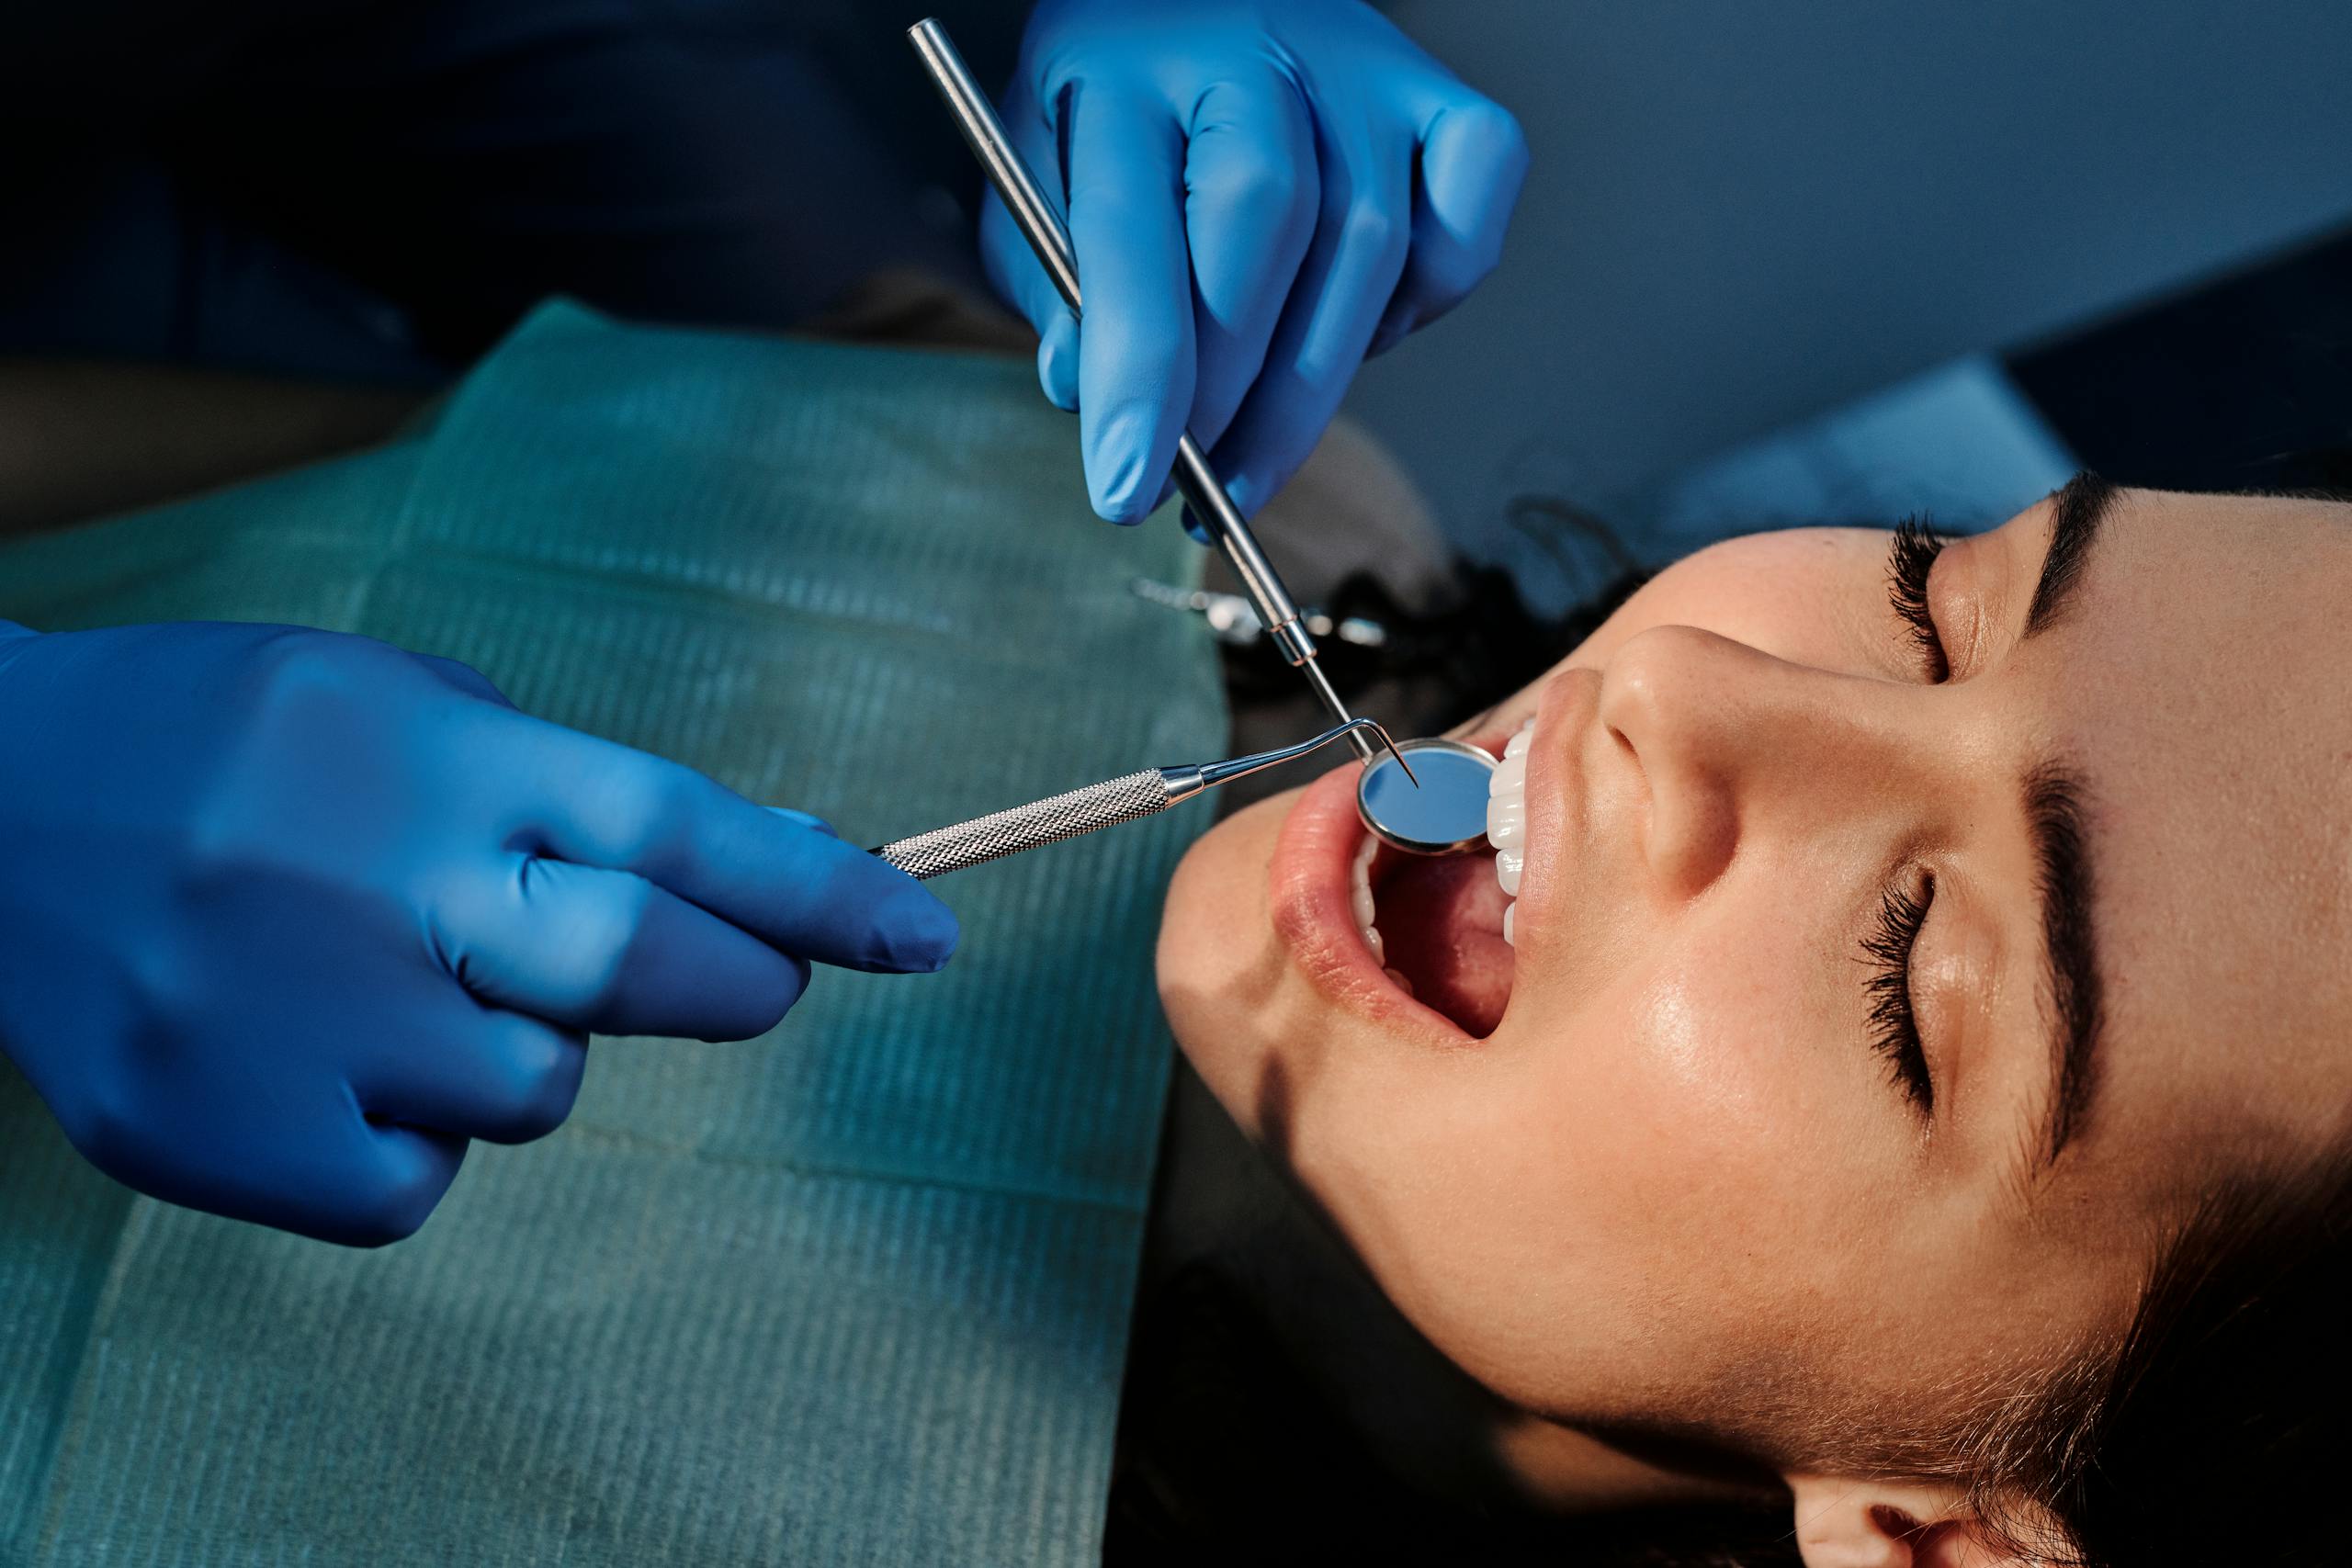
[1267,732,1511,1049]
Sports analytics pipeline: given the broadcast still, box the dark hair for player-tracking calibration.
[2037,1152,2352,1567]
[1784,1148,2352,1568]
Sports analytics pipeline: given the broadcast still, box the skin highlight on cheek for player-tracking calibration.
[1628,971,1774,1133]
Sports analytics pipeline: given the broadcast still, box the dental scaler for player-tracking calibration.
[875,719,1408,880]
[910,19,1496,860]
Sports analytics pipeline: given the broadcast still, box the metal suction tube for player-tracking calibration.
[874,718,1408,879]
[908,17,1378,765]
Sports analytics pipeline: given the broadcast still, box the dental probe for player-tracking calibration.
[874,718,1407,880]
[908,17,1378,767]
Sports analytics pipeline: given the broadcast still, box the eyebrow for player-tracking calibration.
[2025,762,2104,1174]
[2011,472,2120,1175]
[2022,471,2119,639]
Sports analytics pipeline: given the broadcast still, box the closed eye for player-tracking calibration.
[1886,516,1949,682]
[1860,874,1936,1115]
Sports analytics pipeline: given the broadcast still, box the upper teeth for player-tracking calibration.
[1350,723,1532,987]
[1488,719,1534,946]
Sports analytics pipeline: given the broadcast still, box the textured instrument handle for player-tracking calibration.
[873,770,1174,879]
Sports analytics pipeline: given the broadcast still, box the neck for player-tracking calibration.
[1490,1412,1773,1514]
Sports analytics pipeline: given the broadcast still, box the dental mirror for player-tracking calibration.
[1357,737,1495,855]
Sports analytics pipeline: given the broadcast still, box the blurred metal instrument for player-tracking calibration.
[1129,577,1390,650]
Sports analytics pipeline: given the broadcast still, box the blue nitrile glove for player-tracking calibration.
[0,620,956,1246]
[989,0,1528,527]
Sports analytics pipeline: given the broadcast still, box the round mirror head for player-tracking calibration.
[1356,736,1495,855]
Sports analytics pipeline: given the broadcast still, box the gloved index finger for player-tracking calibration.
[1063,75,1196,524]
[511,718,957,976]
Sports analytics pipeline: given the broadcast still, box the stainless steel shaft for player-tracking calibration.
[875,770,1174,879]
[870,718,1405,879]
[907,17,1376,765]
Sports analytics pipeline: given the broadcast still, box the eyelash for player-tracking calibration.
[1886,516,1949,681]
[1860,876,1937,1115]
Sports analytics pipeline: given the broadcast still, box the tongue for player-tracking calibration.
[1374,851,1515,1037]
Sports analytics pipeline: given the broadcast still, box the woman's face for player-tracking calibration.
[1157,483,2352,1466]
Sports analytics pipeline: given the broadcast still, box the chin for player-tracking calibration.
[1156,784,1303,1141]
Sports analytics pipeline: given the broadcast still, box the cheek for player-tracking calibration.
[1611,942,1780,1133]
[1157,795,1285,1122]
[1524,931,1835,1281]
[1508,884,1847,1210]
[1609,530,1895,672]
[1158,786,1383,1141]
[1300,924,1856,1416]
[1459,530,1899,738]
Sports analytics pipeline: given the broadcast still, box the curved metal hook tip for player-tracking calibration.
[1197,716,1418,790]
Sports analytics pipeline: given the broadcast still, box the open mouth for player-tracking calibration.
[1347,719,1531,1038]
[1272,718,1536,1044]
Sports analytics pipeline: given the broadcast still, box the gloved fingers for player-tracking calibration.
[354,995,589,1148]
[985,194,1083,413]
[980,76,1081,412]
[1065,75,1197,523]
[1204,119,1418,520]
[1178,70,1321,457]
[1369,94,1530,357]
[1035,308,1081,412]
[512,722,957,974]
[768,807,840,839]
[433,854,812,1042]
[312,1122,468,1248]
[409,650,516,710]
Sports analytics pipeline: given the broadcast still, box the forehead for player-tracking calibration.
[2029,490,2352,1180]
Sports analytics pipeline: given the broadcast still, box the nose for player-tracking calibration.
[1596,624,1924,898]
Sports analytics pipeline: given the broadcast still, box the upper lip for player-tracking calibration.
[1520,667,1600,930]
[1266,724,1519,1049]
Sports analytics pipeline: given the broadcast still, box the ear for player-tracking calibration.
[1786,1474,2039,1568]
